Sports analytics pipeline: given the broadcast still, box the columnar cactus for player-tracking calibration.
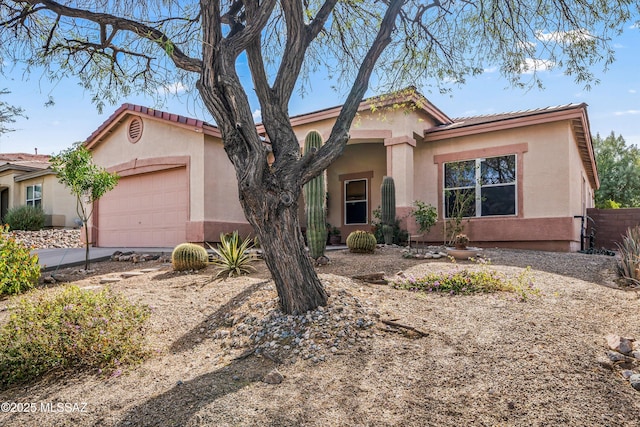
[381,176,396,245]
[303,131,328,260]
[346,230,377,253]
[172,243,209,271]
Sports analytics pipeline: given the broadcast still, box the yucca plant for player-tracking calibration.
[208,231,257,278]
[616,226,640,286]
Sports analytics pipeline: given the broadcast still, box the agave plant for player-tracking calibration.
[616,226,640,286]
[208,231,257,279]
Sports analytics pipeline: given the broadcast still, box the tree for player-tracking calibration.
[593,132,640,208]
[50,144,119,270]
[0,89,25,135]
[1,0,635,314]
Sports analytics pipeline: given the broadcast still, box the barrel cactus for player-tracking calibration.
[172,243,209,271]
[381,176,396,245]
[303,130,328,260]
[346,230,377,254]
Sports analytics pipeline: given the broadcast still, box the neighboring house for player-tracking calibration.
[86,89,597,251]
[0,153,79,227]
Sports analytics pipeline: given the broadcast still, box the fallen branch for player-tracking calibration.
[381,319,429,337]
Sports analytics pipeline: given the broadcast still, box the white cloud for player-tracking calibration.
[630,23,639,30]
[629,89,637,94]
[483,66,498,74]
[535,29,593,44]
[614,110,640,116]
[156,82,188,95]
[252,109,262,122]
[519,58,555,74]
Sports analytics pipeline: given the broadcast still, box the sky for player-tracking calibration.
[1,22,638,156]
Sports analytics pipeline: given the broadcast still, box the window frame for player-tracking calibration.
[344,178,369,225]
[443,154,517,219]
[26,184,42,208]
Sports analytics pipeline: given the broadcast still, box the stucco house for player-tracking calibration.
[0,153,78,228]
[85,89,597,251]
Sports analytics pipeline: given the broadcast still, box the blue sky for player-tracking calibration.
[1,22,638,156]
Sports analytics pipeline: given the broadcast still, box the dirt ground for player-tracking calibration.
[1,247,640,427]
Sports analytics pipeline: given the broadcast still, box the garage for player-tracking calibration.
[96,167,188,247]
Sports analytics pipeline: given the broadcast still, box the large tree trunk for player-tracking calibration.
[241,186,328,314]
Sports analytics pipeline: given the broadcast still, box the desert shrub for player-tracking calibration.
[371,207,408,245]
[209,231,257,278]
[616,226,640,286]
[0,225,40,296]
[393,264,539,301]
[0,285,150,387]
[172,242,209,271]
[5,205,45,231]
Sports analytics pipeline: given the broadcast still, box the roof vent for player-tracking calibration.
[127,117,143,143]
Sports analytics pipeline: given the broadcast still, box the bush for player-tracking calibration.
[616,226,640,286]
[393,264,539,301]
[371,207,408,245]
[0,285,150,387]
[0,225,40,296]
[209,231,257,278]
[5,205,45,231]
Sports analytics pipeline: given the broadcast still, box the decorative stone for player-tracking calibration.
[606,350,627,362]
[100,277,122,284]
[629,374,640,391]
[606,334,634,355]
[121,271,145,278]
[262,369,284,384]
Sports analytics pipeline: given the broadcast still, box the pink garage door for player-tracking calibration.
[97,168,188,247]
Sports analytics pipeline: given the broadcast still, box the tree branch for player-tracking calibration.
[21,0,202,72]
[300,0,407,184]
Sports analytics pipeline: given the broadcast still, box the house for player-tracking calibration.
[0,153,79,228]
[85,89,597,251]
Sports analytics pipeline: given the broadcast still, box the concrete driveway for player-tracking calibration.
[35,247,173,272]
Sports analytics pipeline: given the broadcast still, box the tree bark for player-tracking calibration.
[242,187,328,314]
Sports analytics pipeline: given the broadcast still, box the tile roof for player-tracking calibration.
[84,103,219,148]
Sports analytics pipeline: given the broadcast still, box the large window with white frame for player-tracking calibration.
[444,155,516,218]
[344,179,368,225]
[26,184,42,208]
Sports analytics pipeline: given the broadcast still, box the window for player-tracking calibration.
[26,184,42,207]
[444,155,516,217]
[345,179,368,224]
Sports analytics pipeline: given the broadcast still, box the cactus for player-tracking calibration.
[303,131,328,260]
[381,176,396,245]
[172,243,209,271]
[346,230,377,253]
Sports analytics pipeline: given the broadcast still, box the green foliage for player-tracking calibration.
[393,264,539,301]
[0,225,40,296]
[616,226,640,286]
[411,200,437,233]
[171,243,209,271]
[0,88,26,135]
[593,132,640,208]
[5,204,45,231]
[209,231,257,278]
[346,230,377,253]
[371,207,408,245]
[0,285,150,387]
[50,143,119,269]
[381,176,396,244]
[303,131,328,259]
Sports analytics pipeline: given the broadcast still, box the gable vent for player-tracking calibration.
[127,117,143,143]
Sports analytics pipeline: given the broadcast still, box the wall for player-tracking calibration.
[587,208,640,250]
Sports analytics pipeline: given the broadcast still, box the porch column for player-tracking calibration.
[384,136,416,232]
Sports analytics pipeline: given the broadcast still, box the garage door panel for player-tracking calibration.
[97,168,188,247]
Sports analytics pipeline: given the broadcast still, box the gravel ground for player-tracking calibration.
[1,235,639,426]
[7,229,82,249]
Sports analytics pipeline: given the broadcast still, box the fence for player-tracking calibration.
[586,208,640,250]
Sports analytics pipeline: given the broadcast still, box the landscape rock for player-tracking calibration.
[262,369,284,384]
[629,374,640,391]
[606,350,627,362]
[606,334,634,354]
[8,229,82,249]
